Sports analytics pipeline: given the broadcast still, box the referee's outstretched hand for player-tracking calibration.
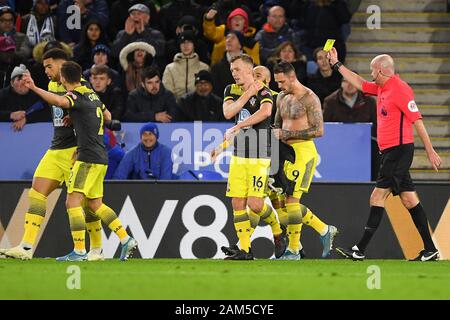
[328,47,339,65]
[427,149,442,172]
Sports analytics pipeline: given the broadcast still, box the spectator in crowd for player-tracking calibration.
[108,0,161,42]
[119,41,156,93]
[159,0,203,40]
[252,0,289,30]
[0,6,32,65]
[103,131,125,179]
[0,6,32,59]
[73,19,109,70]
[308,47,342,104]
[203,7,259,66]
[162,30,209,102]
[113,122,174,180]
[123,66,180,123]
[210,30,243,98]
[266,40,307,90]
[112,4,166,68]
[290,0,351,62]
[0,64,50,130]
[165,15,211,65]
[82,44,121,89]
[179,69,225,122]
[20,0,56,47]
[204,0,254,26]
[323,76,379,179]
[90,64,124,120]
[29,40,72,90]
[323,77,377,124]
[0,33,19,88]
[255,5,294,64]
[0,1,15,10]
[57,0,109,46]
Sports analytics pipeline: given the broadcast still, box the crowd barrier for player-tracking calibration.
[0,122,372,181]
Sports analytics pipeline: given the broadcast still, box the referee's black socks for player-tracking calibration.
[357,206,385,253]
[408,203,437,252]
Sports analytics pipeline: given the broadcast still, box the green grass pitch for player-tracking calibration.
[1,259,450,300]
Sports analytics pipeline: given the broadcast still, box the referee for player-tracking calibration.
[328,48,442,261]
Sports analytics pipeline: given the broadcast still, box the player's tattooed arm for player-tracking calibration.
[280,96,324,140]
[273,92,284,128]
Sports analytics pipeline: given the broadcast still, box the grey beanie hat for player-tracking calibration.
[11,64,28,80]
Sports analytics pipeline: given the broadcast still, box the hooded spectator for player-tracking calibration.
[119,41,156,93]
[162,30,209,101]
[203,7,259,66]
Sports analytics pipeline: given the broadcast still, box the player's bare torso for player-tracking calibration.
[278,88,321,143]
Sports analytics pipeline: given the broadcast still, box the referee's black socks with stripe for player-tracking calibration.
[357,206,385,253]
[408,203,437,252]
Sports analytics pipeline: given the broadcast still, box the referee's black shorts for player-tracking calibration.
[376,143,415,196]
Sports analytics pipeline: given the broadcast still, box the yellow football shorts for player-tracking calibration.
[226,156,271,198]
[284,140,318,199]
[67,161,108,199]
[33,147,77,186]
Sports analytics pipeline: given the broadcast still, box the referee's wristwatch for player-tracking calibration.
[332,61,343,71]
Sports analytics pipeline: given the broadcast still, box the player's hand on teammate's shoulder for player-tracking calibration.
[63,115,72,127]
[246,81,264,97]
[66,91,77,100]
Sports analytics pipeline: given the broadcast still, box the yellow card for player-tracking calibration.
[323,39,336,52]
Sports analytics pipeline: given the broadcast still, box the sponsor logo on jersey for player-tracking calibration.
[238,109,251,129]
[52,106,64,127]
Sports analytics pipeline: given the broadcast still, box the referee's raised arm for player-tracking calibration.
[327,47,365,91]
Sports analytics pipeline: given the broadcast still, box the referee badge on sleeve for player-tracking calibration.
[408,100,418,112]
